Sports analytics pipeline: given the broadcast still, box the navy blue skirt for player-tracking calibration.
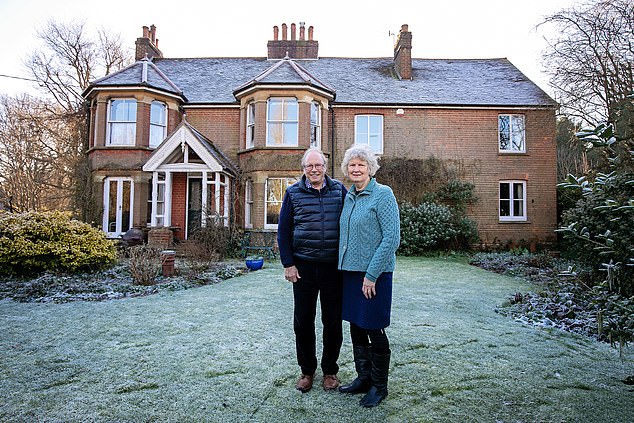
[342,271,393,330]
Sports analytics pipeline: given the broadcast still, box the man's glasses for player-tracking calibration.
[304,164,325,170]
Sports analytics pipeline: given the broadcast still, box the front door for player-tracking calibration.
[187,177,202,239]
[103,177,134,238]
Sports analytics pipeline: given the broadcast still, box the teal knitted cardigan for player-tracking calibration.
[338,178,401,282]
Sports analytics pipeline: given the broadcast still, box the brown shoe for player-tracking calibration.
[322,374,340,391]
[296,374,314,393]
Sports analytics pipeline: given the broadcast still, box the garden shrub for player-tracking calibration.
[398,201,478,255]
[558,100,634,296]
[188,223,242,261]
[0,210,116,275]
[127,245,162,286]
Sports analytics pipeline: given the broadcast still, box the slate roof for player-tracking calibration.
[234,57,335,97]
[86,56,557,108]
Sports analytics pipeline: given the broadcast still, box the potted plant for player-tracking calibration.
[245,255,264,271]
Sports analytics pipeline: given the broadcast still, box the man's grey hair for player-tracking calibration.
[301,147,328,168]
[340,144,380,177]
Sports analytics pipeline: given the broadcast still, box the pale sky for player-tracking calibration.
[0,0,580,98]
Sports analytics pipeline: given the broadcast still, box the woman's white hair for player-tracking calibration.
[340,144,380,177]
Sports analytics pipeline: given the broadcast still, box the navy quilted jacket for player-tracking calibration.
[277,175,346,266]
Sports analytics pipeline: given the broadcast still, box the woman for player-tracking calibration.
[337,144,400,407]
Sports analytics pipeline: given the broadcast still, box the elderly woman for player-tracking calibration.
[337,144,400,408]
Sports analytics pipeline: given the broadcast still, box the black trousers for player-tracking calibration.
[292,259,343,375]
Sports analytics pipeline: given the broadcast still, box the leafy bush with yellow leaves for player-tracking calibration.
[0,211,117,275]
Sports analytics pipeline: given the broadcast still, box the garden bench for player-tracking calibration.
[241,230,277,259]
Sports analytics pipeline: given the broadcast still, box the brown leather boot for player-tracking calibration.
[296,374,314,393]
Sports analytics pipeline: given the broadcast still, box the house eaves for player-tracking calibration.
[233,57,335,100]
[83,57,186,101]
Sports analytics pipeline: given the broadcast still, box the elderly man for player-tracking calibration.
[277,147,347,393]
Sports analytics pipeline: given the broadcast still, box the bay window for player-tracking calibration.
[266,98,298,146]
[107,99,137,145]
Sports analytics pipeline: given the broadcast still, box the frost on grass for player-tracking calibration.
[0,260,246,303]
[471,252,633,346]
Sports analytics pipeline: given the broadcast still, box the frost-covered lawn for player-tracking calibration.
[1,256,632,422]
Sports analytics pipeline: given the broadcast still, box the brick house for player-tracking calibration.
[83,23,558,247]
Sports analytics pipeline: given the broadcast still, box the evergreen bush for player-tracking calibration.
[398,201,478,255]
[0,210,117,275]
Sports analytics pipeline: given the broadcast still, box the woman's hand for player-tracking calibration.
[362,277,376,299]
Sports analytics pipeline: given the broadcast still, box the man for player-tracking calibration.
[277,147,347,393]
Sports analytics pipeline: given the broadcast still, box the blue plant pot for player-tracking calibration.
[245,258,264,271]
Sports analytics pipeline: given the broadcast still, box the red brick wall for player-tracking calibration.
[185,108,241,162]
[171,173,187,240]
[331,106,557,246]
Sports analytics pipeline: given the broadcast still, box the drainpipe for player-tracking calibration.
[330,105,335,177]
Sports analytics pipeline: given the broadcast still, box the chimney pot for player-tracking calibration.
[273,25,279,40]
[136,24,163,61]
[394,23,412,80]
[267,22,318,60]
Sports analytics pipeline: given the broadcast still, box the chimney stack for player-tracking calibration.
[394,24,412,80]
[135,24,163,61]
[267,22,319,60]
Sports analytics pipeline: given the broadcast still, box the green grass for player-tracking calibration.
[1,256,632,422]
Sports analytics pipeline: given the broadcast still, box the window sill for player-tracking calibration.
[498,151,529,156]
[498,219,530,224]
[89,145,154,152]
[238,146,304,154]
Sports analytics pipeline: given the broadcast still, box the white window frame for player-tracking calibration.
[355,114,384,154]
[149,101,167,148]
[499,180,527,222]
[151,172,167,227]
[246,102,255,149]
[264,177,297,230]
[102,177,134,237]
[107,99,137,146]
[266,97,298,147]
[245,179,253,229]
[498,114,526,153]
[203,172,230,228]
[310,101,321,149]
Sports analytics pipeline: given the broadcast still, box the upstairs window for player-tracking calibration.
[246,102,255,149]
[149,101,167,148]
[498,114,525,153]
[499,180,526,221]
[107,99,137,145]
[266,98,298,146]
[355,115,383,154]
[310,102,321,148]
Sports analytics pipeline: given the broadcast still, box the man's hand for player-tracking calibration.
[284,265,301,283]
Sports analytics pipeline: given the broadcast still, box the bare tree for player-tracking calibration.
[540,0,634,125]
[25,20,132,113]
[17,20,131,217]
[0,95,71,212]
